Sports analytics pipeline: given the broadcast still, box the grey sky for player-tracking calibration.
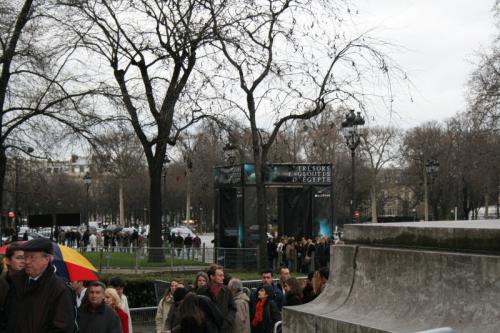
[356,0,496,128]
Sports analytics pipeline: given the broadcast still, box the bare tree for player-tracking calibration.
[0,0,99,226]
[59,0,228,260]
[359,126,400,223]
[209,0,407,268]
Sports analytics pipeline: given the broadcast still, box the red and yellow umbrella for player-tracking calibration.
[53,244,99,282]
[1,241,99,282]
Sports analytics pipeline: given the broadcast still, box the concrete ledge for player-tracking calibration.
[283,244,500,333]
[344,220,500,253]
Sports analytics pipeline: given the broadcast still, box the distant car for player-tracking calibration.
[169,226,195,239]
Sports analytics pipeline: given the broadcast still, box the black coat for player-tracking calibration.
[4,265,76,333]
[78,301,122,333]
[250,299,281,333]
[176,295,223,333]
[197,285,236,333]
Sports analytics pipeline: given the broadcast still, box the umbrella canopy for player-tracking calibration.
[53,244,99,282]
[0,241,98,282]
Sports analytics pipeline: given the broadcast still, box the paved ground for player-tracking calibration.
[133,323,155,333]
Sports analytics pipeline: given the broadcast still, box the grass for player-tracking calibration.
[83,251,206,269]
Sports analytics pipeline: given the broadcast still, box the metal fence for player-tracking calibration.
[74,245,259,271]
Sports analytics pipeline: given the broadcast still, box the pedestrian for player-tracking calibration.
[250,270,285,310]
[192,234,201,259]
[174,292,223,333]
[192,272,209,292]
[276,266,290,297]
[155,280,183,333]
[228,279,251,333]
[0,241,25,321]
[183,235,193,259]
[109,277,133,333]
[3,238,76,332]
[250,285,281,333]
[89,233,97,252]
[70,280,88,307]
[284,277,303,306]
[78,281,122,333]
[165,287,189,332]
[105,287,129,333]
[197,264,236,333]
[312,267,329,297]
[174,233,184,257]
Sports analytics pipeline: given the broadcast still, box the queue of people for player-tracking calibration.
[0,238,331,333]
[0,238,134,333]
[155,264,330,333]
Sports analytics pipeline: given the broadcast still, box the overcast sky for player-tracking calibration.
[354,0,496,128]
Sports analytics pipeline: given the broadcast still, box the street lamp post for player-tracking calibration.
[424,158,440,221]
[83,172,92,231]
[341,109,365,223]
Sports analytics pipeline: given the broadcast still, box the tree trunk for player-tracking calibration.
[370,184,378,223]
[119,181,125,226]
[0,149,6,235]
[148,162,164,261]
[256,162,267,272]
[484,193,489,219]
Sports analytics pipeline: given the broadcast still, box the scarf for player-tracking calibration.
[210,283,222,297]
[252,299,267,327]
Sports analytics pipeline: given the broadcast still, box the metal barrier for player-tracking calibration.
[129,306,157,323]
[75,245,262,271]
[274,320,282,333]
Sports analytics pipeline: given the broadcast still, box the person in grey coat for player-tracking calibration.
[228,279,251,333]
[78,281,122,333]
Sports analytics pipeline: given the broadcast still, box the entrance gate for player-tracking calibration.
[214,163,333,249]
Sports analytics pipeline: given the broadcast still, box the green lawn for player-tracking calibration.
[83,251,206,269]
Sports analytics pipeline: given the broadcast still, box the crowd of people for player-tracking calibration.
[0,237,331,333]
[267,235,338,274]
[154,264,330,333]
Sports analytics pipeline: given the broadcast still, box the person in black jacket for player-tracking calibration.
[3,238,77,333]
[174,292,223,333]
[284,277,303,306]
[250,285,281,333]
[78,281,122,333]
[196,264,236,333]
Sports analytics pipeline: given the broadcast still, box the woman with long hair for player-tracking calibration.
[156,280,183,333]
[284,277,303,306]
[104,287,129,333]
[175,292,223,333]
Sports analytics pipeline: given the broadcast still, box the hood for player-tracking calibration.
[234,291,250,302]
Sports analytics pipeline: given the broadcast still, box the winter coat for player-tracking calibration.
[250,283,285,310]
[155,295,173,333]
[233,291,251,333]
[4,265,76,333]
[174,295,223,333]
[197,284,236,333]
[250,299,281,333]
[78,301,122,333]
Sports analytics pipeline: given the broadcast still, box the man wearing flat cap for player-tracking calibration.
[2,238,76,333]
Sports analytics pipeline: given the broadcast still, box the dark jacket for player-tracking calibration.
[250,299,281,333]
[4,265,76,333]
[197,284,236,333]
[175,295,223,333]
[78,301,122,333]
[250,283,285,310]
[285,294,303,306]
